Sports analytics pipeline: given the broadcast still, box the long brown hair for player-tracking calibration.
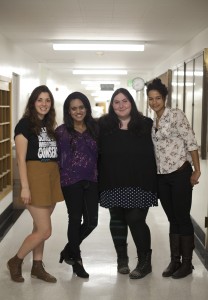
[23,85,56,138]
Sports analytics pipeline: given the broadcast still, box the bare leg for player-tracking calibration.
[17,205,55,259]
[32,205,55,261]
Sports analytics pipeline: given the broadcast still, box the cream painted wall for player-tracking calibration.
[150,27,208,79]
[0,33,71,212]
[0,192,12,215]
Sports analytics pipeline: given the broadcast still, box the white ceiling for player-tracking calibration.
[0,0,208,96]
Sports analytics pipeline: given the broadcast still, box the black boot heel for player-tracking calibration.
[59,252,64,264]
[59,244,75,265]
[72,260,89,278]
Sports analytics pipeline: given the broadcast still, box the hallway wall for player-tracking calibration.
[149,26,208,79]
[0,32,70,211]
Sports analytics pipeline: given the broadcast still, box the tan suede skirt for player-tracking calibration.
[18,161,64,207]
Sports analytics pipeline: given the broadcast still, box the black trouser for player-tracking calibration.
[62,180,99,259]
[158,162,194,235]
[109,207,151,253]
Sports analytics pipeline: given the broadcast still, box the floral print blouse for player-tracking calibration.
[151,107,198,174]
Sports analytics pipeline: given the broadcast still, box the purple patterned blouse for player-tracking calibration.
[55,124,98,187]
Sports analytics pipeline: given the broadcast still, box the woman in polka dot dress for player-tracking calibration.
[98,88,158,279]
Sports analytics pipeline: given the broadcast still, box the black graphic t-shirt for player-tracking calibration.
[14,117,57,162]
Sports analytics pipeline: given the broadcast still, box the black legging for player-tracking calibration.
[109,207,151,254]
[158,162,194,235]
[62,180,99,259]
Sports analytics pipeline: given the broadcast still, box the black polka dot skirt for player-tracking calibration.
[100,186,158,208]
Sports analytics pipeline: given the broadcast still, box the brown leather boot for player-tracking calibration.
[162,234,181,277]
[172,235,195,279]
[7,255,24,282]
[31,260,57,283]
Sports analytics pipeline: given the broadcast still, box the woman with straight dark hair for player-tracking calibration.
[7,85,64,283]
[56,91,99,278]
[147,78,200,279]
[98,88,158,279]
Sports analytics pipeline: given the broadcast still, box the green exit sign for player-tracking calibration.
[127,79,132,87]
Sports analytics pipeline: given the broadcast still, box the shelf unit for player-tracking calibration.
[0,76,12,201]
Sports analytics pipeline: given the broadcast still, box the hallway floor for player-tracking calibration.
[0,202,207,300]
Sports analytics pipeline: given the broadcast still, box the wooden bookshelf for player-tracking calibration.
[0,76,12,201]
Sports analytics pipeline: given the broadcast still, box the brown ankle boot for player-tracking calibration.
[31,260,57,283]
[7,255,24,282]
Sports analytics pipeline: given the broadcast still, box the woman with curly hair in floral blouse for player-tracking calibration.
[147,78,201,279]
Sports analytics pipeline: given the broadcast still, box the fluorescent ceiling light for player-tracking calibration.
[85,86,100,91]
[172,82,194,87]
[73,70,127,75]
[81,80,120,85]
[174,71,203,76]
[91,91,113,97]
[53,41,144,51]
[95,96,111,102]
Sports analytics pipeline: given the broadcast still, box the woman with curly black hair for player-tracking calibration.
[98,88,158,279]
[56,92,99,278]
[147,78,201,279]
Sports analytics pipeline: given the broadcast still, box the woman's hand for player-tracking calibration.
[21,187,31,205]
[189,150,201,186]
[190,170,201,186]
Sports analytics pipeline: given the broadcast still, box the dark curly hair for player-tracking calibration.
[99,88,149,135]
[23,85,56,138]
[146,78,168,99]
[63,91,98,140]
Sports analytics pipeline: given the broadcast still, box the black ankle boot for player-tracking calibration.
[129,250,152,279]
[72,260,89,278]
[117,258,130,274]
[115,244,130,274]
[59,243,75,265]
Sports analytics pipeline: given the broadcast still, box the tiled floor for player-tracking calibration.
[0,202,208,300]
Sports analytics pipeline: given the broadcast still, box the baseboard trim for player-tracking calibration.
[192,216,208,270]
[0,203,24,242]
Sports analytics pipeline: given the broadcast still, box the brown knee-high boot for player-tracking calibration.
[31,260,57,283]
[162,234,181,277]
[7,255,24,282]
[172,235,195,279]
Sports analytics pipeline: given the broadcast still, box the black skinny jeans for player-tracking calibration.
[109,207,151,254]
[158,162,194,235]
[62,180,99,260]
